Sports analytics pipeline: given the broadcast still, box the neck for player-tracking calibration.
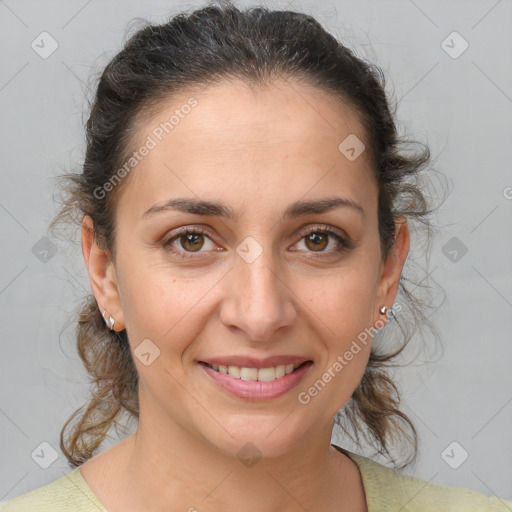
[98,420,364,511]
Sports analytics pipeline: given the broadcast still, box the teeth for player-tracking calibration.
[257,367,275,382]
[208,363,303,381]
[227,365,241,378]
[275,365,286,378]
[240,367,259,381]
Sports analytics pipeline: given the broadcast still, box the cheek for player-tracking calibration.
[117,254,219,353]
[295,270,376,396]
[300,268,377,339]
[298,276,375,414]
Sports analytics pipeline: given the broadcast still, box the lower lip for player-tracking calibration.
[199,361,313,400]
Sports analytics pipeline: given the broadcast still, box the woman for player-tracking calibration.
[2,2,510,511]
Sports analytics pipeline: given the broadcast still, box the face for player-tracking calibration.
[83,78,409,458]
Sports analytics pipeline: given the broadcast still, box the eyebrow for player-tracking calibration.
[142,196,366,221]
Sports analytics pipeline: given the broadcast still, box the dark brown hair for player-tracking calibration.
[49,0,446,469]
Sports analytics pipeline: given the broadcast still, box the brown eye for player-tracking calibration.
[180,232,205,252]
[304,232,329,251]
[163,227,217,258]
[294,226,353,257]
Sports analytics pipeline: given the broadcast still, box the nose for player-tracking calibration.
[219,251,297,342]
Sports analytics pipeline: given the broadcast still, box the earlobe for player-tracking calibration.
[81,215,125,331]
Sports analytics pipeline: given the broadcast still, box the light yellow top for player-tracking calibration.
[1,446,511,511]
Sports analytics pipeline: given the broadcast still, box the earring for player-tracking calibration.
[379,305,388,315]
[102,310,115,331]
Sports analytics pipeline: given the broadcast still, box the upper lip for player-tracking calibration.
[199,355,312,369]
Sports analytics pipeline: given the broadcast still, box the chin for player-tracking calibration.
[198,415,313,461]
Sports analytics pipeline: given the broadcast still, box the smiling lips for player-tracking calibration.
[198,356,313,400]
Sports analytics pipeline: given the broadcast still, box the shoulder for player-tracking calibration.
[338,447,512,512]
[0,468,106,512]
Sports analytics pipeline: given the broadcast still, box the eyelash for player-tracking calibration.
[162,226,353,260]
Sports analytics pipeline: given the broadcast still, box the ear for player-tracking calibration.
[81,215,125,331]
[372,216,410,328]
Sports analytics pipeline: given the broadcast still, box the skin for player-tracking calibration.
[80,78,410,512]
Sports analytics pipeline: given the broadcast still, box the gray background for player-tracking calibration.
[1,0,511,504]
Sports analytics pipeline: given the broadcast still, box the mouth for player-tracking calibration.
[199,360,311,382]
[198,360,313,400]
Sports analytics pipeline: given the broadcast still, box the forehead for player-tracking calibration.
[117,78,377,221]
[139,78,367,149]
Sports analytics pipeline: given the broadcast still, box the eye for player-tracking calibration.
[162,227,218,259]
[293,226,352,256]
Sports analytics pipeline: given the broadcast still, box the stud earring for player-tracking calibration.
[379,306,388,315]
[102,310,115,331]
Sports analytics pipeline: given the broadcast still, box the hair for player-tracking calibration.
[49,0,447,470]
